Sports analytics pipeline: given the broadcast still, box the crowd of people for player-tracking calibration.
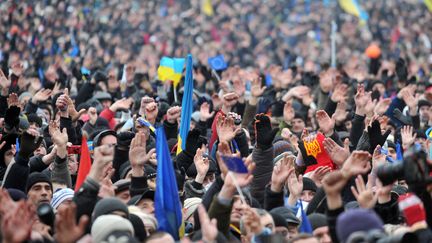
[0,0,431,243]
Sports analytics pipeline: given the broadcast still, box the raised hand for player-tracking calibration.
[139,96,155,115]
[242,206,263,235]
[283,100,295,123]
[166,106,181,124]
[10,61,24,77]
[216,142,234,180]
[49,120,68,147]
[331,83,348,103]
[222,92,239,112]
[371,145,386,173]
[254,113,278,150]
[143,101,158,123]
[88,145,115,183]
[55,203,89,243]
[32,89,52,104]
[194,146,210,184]
[355,84,372,116]
[1,200,34,243]
[401,125,417,150]
[323,138,350,167]
[271,155,295,192]
[400,87,418,113]
[198,205,218,243]
[129,132,153,173]
[233,79,246,98]
[283,86,310,101]
[88,107,98,125]
[287,168,303,206]
[333,101,349,125]
[224,157,255,189]
[306,166,332,187]
[200,102,215,121]
[316,110,335,136]
[0,69,11,95]
[63,89,86,122]
[341,150,372,178]
[250,77,266,98]
[351,174,377,209]
[7,93,19,108]
[216,115,239,143]
[373,98,392,116]
[110,98,133,112]
[98,169,115,198]
[322,171,349,209]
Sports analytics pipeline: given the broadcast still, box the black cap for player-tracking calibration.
[127,189,155,206]
[303,177,317,192]
[308,213,328,231]
[93,70,109,83]
[270,207,300,225]
[26,172,52,193]
[92,130,117,147]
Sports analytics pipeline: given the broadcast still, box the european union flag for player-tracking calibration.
[176,54,194,155]
[222,155,248,173]
[155,127,183,240]
[208,55,228,71]
[299,201,313,233]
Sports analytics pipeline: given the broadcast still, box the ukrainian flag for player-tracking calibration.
[155,127,184,240]
[338,0,369,21]
[176,54,194,155]
[201,0,214,16]
[157,57,185,87]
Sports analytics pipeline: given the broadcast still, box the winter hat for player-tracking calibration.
[129,213,147,241]
[26,172,52,193]
[270,213,288,228]
[270,207,300,225]
[130,211,158,231]
[51,188,74,212]
[273,152,294,165]
[7,188,27,201]
[273,140,295,158]
[91,215,134,243]
[127,189,155,206]
[114,179,131,194]
[398,193,426,226]
[119,162,132,179]
[302,177,317,192]
[308,213,327,231]
[93,197,129,222]
[183,197,202,221]
[336,209,384,243]
[27,113,43,128]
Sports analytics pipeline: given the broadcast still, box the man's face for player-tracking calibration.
[68,154,78,175]
[101,100,112,109]
[301,190,316,202]
[292,118,305,133]
[100,135,117,147]
[260,213,275,232]
[27,182,52,205]
[137,198,154,215]
[287,224,299,240]
[388,147,397,160]
[116,190,131,204]
[419,106,430,121]
[313,226,332,243]
[275,226,289,239]
[230,197,244,224]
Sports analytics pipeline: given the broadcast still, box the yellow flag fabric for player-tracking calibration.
[339,0,360,17]
[425,0,432,12]
[157,57,185,87]
[202,0,214,16]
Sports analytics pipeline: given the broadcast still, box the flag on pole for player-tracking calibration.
[155,127,184,240]
[201,0,214,16]
[74,136,91,192]
[208,55,228,71]
[338,0,369,21]
[157,57,185,87]
[176,54,194,155]
[299,201,313,233]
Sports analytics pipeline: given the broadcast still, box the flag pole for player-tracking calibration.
[331,20,337,68]
[173,83,178,103]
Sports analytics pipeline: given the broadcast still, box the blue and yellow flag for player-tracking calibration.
[155,127,184,240]
[338,0,369,21]
[157,57,185,87]
[176,54,194,155]
[201,0,214,16]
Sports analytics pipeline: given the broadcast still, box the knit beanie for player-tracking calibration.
[336,209,384,243]
[273,140,295,158]
[303,177,317,192]
[398,193,426,227]
[7,188,27,201]
[26,172,52,193]
[308,213,327,231]
[91,214,134,242]
[183,197,202,221]
[93,197,129,222]
[51,188,74,212]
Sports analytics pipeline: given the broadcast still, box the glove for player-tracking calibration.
[393,108,412,126]
[254,113,278,150]
[367,120,390,154]
[396,58,408,82]
[19,131,43,159]
[184,129,207,157]
[4,106,20,132]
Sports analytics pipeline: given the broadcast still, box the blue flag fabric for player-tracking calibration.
[396,142,403,161]
[222,155,248,173]
[208,54,228,71]
[176,54,194,154]
[299,201,313,233]
[155,127,183,240]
